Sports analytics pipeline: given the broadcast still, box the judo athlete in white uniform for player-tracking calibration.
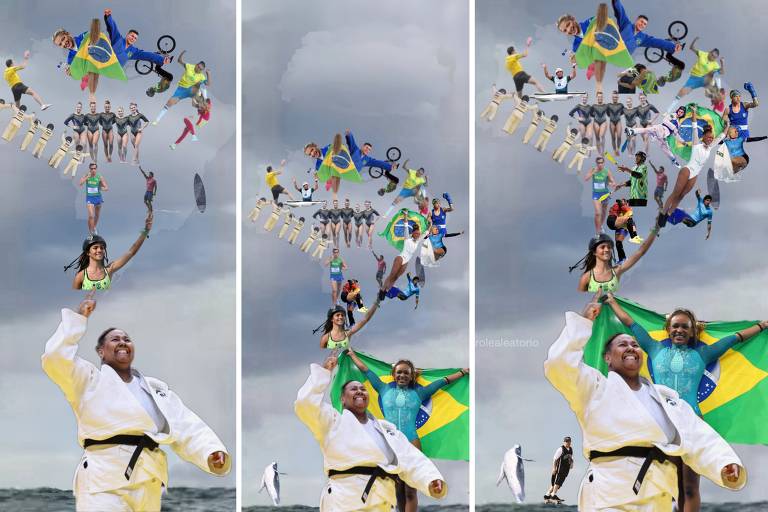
[295,356,447,511]
[544,309,746,511]
[42,296,231,512]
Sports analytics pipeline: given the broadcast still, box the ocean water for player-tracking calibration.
[244,506,469,511]
[0,487,234,511]
[476,503,768,511]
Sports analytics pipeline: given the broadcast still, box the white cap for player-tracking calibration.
[302,182,309,187]
[555,67,564,73]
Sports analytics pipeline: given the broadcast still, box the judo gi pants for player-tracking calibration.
[320,474,397,512]
[76,478,163,512]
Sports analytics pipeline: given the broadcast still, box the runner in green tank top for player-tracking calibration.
[616,151,649,206]
[79,163,108,235]
[324,248,347,305]
[319,301,380,350]
[67,211,153,290]
[584,156,616,236]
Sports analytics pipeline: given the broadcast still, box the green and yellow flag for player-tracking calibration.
[378,209,429,251]
[575,17,634,69]
[69,31,127,81]
[666,104,725,162]
[331,350,469,460]
[316,143,363,183]
[584,296,768,444]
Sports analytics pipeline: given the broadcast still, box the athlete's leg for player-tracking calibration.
[101,130,110,161]
[661,167,692,219]
[86,204,96,233]
[93,204,102,230]
[683,465,701,512]
[87,73,99,103]
[330,280,340,304]
[596,121,607,154]
[731,156,748,173]
[132,131,144,164]
[593,61,606,94]
[382,256,407,292]
[527,76,546,94]
[24,87,46,107]
[176,118,195,145]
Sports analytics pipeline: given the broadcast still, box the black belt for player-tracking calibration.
[590,446,684,509]
[328,466,400,503]
[83,434,160,480]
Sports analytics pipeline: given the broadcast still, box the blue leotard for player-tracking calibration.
[629,323,739,415]
[364,370,447,441]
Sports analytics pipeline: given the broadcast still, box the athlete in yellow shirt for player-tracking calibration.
[4,50,51,110]
[265,159,295,203]
[153,50,210,124]
[505,39,544,99]
[666,37,723,113]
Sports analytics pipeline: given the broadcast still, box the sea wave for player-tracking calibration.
[0,487,234,512]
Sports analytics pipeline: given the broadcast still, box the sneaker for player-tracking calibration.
[169,143,176,150]
[41,103,52,111]
[377,290,386,302]
[151,121,159,126]
[630,236,644,244]
[552,495,564,502]
[544,495,551,500]
[359,306,368,314]
[146,87,156,98]
[191,134,199,142]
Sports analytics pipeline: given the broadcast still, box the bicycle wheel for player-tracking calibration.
[368,166,384,179]
[386,146,401,162]
[158,35,176,53]
[644,46,663,64]
[134,60,153,76]
[668,21,688,40]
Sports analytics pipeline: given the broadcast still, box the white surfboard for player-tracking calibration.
[285,200,326,207]
[496,445,527,503]
[532,92,586,102]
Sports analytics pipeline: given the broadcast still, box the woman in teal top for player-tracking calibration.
[605,293,767,510]
[347,347,468,512]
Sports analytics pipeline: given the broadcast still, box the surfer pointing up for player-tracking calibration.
[42,295,230,511]
[545,436,573,503]
[295,355,447,511]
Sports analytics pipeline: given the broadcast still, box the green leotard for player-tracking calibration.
[326,331,349,350]
[81,267,111,290]
[587,268,619,293]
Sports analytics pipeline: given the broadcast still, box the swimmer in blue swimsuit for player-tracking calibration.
[347,347,468,512]
[605,293,767,509]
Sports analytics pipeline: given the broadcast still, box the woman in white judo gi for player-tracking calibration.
[544,301,746,511]
[295,355,447,511]
[42,295,231,512]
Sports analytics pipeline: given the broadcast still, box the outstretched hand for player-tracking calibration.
[322,355,338,371]
[78,290,97,318]
[207,451,228,474]
[721,464,741,485]
[429,479,446,498]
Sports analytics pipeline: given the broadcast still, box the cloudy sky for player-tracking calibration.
[0,0,236,490]
[477,0,768,505]
[242,0,469,506]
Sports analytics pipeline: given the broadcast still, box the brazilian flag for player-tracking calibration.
[575,17,634,69]
[584,296,768,444]
[69,31,127,81]
[378,209,428,251]
[666,104,725,162]
[316,143,363,183]
[331,350,469,461]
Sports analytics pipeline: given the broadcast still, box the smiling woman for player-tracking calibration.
[42,294,231,511]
